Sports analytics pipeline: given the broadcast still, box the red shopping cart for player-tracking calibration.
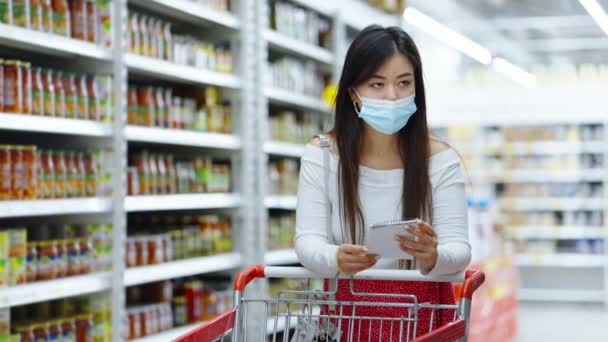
[174,264,485,342]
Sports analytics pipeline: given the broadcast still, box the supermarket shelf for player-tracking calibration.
[0,272,112,309]
[265,196,298,210]
[0,198,112,218]
[515,253,605,268]
[126,126,241,150]
[265,249,298,266]
[124,253,242,286]
[0,23,112,60]
[125,193,242,212]
[265,87,331,113]
[264,30,334,65]
[263,141,305,158]
[126,54,241,89]
[0,113,112,137]
[507,226,605,240]
[482,169,605,183]
[131,322,204,342]
[518,288,604,302]
[485,141,605,155]
[129,0,240,30]
[500,197,604,211]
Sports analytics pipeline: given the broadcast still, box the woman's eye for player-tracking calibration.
[399,81,411,87]
[370,83,383,88]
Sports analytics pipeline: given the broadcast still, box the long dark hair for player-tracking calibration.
[330,25,431,245]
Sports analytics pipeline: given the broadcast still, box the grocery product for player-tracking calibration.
[268,159,299,195]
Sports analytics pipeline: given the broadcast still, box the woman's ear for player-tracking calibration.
[348,87,359,105]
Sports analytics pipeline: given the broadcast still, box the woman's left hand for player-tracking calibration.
[395,221,438,272]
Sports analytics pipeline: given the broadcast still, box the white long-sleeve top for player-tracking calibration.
[295,144,471,277]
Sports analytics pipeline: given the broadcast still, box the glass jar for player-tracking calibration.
[21,61,32,114]
[70,0,86,40]
[138,87,156,127]
[52,0,71,36]
[23,145,37,200]
[135,237,148,266]
[61,317,76,342]
[127,167,139,195]
[48,320,62,341]
[3,60,23,113]
[43,68,56,116]
[64,73,78,119]
[147,235,163,265]
[77,75,89,120]
[33,322,50,341]
[54,71,67,117]
[0,145,10,200]
[11,146,25,200]
[75,313,93,342]
[76,152,86,197]
[127,87,139,125]
[79,236,94,274]
[84,153,97,197]
[128,309,142,340]
[125,238,136,268]
[66,238,81,276]
[53,151,67,198]
[86,76,100,121]
[41,150,55,199]
[37,240,59,280]
[32,67,44,115]
[85,0,98,44]
[55,239,68,278]
[16,324,35,342]
[172,296,187,327]
[26,242,38,282]
[162,234,173,263]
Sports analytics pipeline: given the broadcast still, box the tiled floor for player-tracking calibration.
[517,302,608,341]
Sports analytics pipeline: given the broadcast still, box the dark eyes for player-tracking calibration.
[369,81,411,88]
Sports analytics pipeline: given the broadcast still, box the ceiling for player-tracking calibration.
[410,0,608,66]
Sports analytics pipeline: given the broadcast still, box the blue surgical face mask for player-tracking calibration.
[352,89,417,135]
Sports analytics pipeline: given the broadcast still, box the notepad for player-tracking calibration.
[365,219,420,259]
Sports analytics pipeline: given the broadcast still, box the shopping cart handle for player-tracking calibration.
[234,264,265,291]
[461,269,485,300]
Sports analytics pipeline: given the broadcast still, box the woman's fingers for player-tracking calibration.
[340,244,369,255]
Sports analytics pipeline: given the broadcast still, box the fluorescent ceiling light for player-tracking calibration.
[579,0,608,35]
[403,7,492,64]
[492,57,537,88]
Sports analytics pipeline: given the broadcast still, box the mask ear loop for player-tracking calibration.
[351,88,362,115]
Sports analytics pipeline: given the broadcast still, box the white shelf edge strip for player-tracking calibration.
[500,198,604,210]
[0,272,112,308]
[131,0,240,29]
[130,322,205,342]
[482,169,605,182]
[0,198,112,218]
[264,30,334,64]
[515,254,605,267]
[0,23,112,59]
[265,87,330,113]
[263,141,305,158]
[0,113,112,136]
[265,249,298,265]
[125,54,241,89]
[264,196,298,210]
[518,289,604,302]
[125,193,242,212]
[508,226,606,239]
[126,126,241,149]
[124,253,242,286]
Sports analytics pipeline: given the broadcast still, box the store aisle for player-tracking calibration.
[517,302,608,341]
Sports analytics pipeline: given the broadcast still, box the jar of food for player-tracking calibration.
[65,151,76,197]
[162,234,173,262]
[127,167,139,196]
[163,88,172,128]
[48,320,62,341]
[53,151,67,198]
[21,61,32,114]
[75,152,86,197]
[135,152,150,195]
[147,153,158,195]
[43,68,56,116]
[64,73,78,118]
[138,15,150,56]
[32,67,44,115]
[11,146,25,200]
[37,240,59,280]
[154,87,165,127]
[66,238,81,276]
[84,153,97,197]
[15,324,35,342]
[135,237,148,266]
[125,238,136,268]
[0,145,10,200]
[86,76,100,121]
[41,0,53,32]
[33,322,50,341]
[163,22,172,61]
[54,71,67,117]
[4,60,23,113]
[70,0,86,40]
[85,0,98,44]
[202,288,218,321]
[127,87,138,125]
[128,309,142,339]
[164,155,176,194]
[139,87,156,127]
[55,239,68,278]
[155,155,166,194]
[172,296,187,327]
[171,96,182,129]
[77,75,89,120]
[41,150,55,199]
[0,59,4,111]
[185,281,203,323]
[23,145,37,200]
[76,313,93,342]
[79,236,94,274]
[30,0,44,31]
[147,235,163,265]
[26,241,38,282]
[61,317,76,342]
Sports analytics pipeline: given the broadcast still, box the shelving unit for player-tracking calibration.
[0,1,403,340]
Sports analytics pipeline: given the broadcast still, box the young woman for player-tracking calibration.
[295,25,471,340]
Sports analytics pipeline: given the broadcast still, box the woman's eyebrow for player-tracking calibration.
[397,72,413,78]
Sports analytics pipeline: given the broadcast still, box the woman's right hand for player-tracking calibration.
[337,244,380,275]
